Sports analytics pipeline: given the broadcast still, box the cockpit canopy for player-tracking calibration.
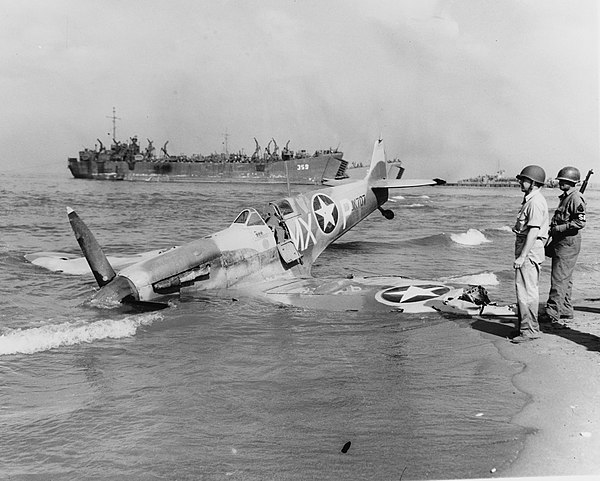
[232,208,266,227]
[273,199,294,217]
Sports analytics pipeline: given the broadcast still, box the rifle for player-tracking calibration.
[579,169,594,195]
[545,169,593,256]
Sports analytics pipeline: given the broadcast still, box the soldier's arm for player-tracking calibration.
[514,226,540,269]
[553,197,586,233]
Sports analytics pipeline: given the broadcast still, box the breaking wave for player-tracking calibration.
[0,312,163,356]
[442,272,500,286]
[450,229,491,246]
[402,233,449,247]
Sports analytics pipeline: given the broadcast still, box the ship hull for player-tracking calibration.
[68,155,347,185]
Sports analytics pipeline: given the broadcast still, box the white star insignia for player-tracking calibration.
[399,286,441,303]
[315,197,337,231]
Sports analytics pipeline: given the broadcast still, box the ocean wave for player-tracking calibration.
[391,194,430,201]
[0,312,162,356]
[389,195,432,209]
[402,233,449,247]
[450,229,491,246]
[441,272,500,286]
[487,226,513,233]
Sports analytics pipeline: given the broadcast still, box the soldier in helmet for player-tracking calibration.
[511,165,549,343]
[543,166,586,324]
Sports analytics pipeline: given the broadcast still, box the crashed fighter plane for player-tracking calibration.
[64,139,510,315]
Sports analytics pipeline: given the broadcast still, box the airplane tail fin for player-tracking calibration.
[365,138,445,189]
[366,138,387,183]
[67,207,116,287]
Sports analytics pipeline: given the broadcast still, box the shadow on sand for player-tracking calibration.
[469,317,517,339]
[466,312,600,354]
[539,322,600,353]
[433,299,600,353]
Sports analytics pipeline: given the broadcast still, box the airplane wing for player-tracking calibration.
[321,177,354,187]
[25,248,176,275]
[369,178,446,189]
[185,275,515,316]
[322,177,445,188]
[183,275,462,314]
[260,276,455,313]
[29,251,513,316]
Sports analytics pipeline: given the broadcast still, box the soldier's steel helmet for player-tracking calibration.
[556,166,580,183]
[516,165,546,185]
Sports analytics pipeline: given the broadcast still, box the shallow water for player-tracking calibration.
[1,171,598,479]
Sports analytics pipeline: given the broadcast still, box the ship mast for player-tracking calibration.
[222,129,229,155]
[106,107,121,141]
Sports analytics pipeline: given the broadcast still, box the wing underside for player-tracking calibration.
[220,276,460,313]
[209,276,515,316]
[369,178,446,189]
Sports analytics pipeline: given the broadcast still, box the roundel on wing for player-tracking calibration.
[377,284,451,305]
[312,193,339,234]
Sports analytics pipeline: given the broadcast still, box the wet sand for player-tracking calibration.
[473,300,600,478]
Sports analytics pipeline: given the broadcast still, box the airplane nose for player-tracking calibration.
[90,275,139,307]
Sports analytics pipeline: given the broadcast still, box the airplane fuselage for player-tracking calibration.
[92,180,384,305]
[69,139,441,308]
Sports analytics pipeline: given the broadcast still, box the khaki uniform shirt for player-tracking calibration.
[513,189,549,263]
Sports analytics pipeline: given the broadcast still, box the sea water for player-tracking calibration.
[1,170,599,479]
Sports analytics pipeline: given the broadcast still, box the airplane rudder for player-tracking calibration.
[366,138,387,181]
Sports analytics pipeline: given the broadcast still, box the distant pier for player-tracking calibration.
[445,180,519,188]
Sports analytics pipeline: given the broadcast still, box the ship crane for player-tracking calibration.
[106,107,121,141]
[252,138,262,162]
[282,140,293,160]
[146,139,155,159]
[161,141,170,158]
[265,139,273,157]
[271,138,279,159]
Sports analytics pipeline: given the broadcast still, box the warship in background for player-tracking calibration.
[68,136,348,185]
[67,110,348,185]
[447,170,519,187]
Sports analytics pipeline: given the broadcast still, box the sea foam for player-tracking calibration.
[443,272,500,286]
[0,312,162,356]
[450,229,491,246]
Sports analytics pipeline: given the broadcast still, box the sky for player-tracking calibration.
[0,0,597,181]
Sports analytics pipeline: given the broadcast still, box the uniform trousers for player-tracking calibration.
[546,233,581,319]
[515,238,544,337]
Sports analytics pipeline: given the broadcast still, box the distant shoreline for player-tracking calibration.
[444,181,519,187]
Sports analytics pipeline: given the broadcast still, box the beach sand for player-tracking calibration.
[470,300,600,479]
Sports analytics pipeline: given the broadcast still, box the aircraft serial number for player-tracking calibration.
[351,194,366,209]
